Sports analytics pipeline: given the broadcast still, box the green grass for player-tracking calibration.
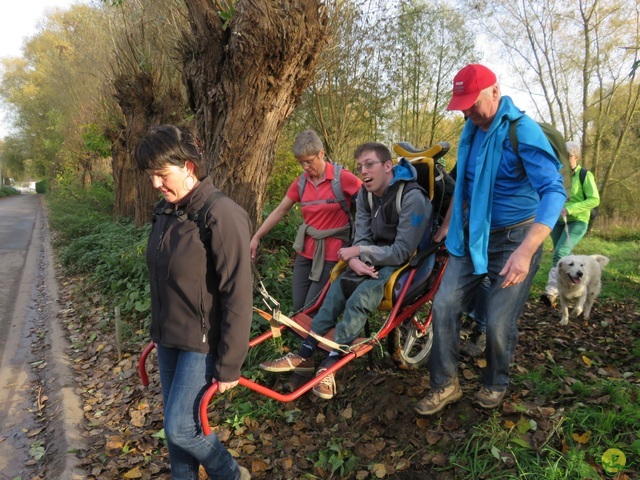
[453,371,640,479]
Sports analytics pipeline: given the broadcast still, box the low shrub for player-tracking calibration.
[0,186,21,197]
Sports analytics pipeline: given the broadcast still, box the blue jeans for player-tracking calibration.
[311,265,396,345]
[550,220,588,266]
[157,345,241,480]
[292,254,336,314]
[428,224,542,391]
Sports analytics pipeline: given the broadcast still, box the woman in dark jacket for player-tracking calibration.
[134,125,252,480]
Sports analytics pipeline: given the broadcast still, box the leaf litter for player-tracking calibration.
[54,276,639,479]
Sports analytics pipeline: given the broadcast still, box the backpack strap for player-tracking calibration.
[297,173,307,204]
[189,191,226,245]
[578,167,589,201]
[578,167,588,186]
[152,191,225,247]
[367,182,406,215]
[509,118,522,160]
[331,164,352,217]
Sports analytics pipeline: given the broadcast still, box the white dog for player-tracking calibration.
[556,254,609,325]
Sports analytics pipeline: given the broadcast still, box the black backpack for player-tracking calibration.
[579,168,599,225]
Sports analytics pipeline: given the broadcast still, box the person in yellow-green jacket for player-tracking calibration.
[541,141,600,307]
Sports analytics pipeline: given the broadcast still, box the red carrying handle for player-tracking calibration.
[139,341,156,386]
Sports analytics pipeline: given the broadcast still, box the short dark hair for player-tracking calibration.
[354,142,392,163]
[134,125,203,179]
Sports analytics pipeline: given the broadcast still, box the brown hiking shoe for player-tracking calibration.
[414,377,462,415]
[473,386,506,409]
[259,353,314,373]
[312,368,336,400]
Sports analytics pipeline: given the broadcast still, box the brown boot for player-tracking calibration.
[414,377,462,415]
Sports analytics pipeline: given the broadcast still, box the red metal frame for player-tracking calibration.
[138,245,448,436]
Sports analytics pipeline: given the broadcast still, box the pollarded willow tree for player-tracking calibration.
[180,0,328,224]
[105,0,189,223]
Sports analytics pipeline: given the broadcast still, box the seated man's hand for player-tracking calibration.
[338,245,360,262]
[348,257,378,279]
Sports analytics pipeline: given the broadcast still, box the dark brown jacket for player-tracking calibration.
[146,177,252,381]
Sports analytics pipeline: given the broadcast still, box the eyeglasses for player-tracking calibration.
[297,153,320,169]
[356,160,383,174]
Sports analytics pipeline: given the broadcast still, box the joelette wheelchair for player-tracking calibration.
[139,142,453,435]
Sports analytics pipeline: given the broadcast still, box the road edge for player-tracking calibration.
[39,197,88,478]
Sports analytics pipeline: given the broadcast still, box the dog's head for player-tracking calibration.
[557,256,586,285]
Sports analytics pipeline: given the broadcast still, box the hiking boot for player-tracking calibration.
[259,353,314,373]
[414,377,462,415]
[239,465,251,480]
[474,386,506,409]
[312,368,336,400]
[461,331,486,358]
[540,293,557,308]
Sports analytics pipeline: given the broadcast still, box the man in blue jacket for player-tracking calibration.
[261,142,430,400]
[415,64,566,414]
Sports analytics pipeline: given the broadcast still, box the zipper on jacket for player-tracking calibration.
[156,231,164,252]
[199,276,207,343]
[154,227,166,339]
[200,288,206,343]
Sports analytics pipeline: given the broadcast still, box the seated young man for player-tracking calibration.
[260,142,431,399]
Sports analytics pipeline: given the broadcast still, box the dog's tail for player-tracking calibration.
[591,255,610,268]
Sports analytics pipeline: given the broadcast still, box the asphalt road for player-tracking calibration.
[0,194,85,478]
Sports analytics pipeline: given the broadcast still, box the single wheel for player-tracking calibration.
[387,301,434,369]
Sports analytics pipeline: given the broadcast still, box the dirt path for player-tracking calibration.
[0,195,86,478]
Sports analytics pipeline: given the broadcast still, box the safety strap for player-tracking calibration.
[253,307,352,354]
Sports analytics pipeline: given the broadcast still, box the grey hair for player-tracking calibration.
[566,141,581,159]
[292,130,324,158]
[478,83,500,100]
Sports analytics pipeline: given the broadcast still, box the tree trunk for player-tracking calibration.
[109,130,137,219]
[111,72,184,225]
[181,0,328,225]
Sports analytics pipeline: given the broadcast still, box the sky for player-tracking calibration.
[0,0,81,138]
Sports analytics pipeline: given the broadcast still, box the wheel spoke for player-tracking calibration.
[387,302,434,369]
[401,327,419,357]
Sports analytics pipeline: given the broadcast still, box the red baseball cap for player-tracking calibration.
[446,64,497,111]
